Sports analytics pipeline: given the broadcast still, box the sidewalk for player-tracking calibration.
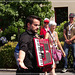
[0,68,74,75]
[0,68,74,72]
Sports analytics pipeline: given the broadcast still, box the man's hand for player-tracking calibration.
[18,58,28,69]
[65,39,72,44]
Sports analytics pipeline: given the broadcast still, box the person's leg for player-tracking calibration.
[63,42,69,69]
[71,43,75,69]
[44,71,47,75]
[50,59,56,75]
[62,42,69,73]
[50,64,56,75]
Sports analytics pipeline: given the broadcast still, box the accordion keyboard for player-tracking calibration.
[34,38,53,67]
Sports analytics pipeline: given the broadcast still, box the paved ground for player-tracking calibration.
[0,69,74,75]
[0,72,74,75]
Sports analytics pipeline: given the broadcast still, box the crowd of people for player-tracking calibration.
[14,13,75,75]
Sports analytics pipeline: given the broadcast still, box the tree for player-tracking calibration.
[0,0,54,40]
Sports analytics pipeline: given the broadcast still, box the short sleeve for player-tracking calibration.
[64,23,66,29]
[64,22,68,30]
[19,34,29,52]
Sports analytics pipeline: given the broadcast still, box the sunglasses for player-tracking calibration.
[44,22,49,24]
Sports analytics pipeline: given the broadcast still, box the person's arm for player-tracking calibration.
[69,35,75,42]
[35,34,40,39]
[63,29,67,40]
[56,32,66,57]
[18,50,28,69]
[18,33,29,69]
[45,32,49,39]
[63,29,72,44]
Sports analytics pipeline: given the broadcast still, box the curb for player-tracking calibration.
[0,69,17,72]
[0,68,74,72]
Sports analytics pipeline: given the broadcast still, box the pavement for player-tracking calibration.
[0,68,74,75]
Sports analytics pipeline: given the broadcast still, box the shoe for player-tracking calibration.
[62,68,67,73]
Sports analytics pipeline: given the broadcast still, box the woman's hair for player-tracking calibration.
[48,20,57,27]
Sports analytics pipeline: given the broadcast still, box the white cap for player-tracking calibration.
[44,18,49,23]
[49,20,57,26]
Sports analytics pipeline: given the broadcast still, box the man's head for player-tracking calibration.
[69,13,75,23]
[26,15,41,33]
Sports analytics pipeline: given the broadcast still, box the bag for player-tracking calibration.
[52,46,62,61]
[48,30,62,61]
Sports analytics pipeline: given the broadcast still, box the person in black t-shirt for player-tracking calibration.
[62,13,75,73]
[17,15,41,74]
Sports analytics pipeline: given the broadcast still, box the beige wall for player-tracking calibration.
[49,0,75,20]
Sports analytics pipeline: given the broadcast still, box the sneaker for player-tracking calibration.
[62,68,67,73]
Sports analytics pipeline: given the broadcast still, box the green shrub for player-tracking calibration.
[2,25,25,41]
[0,41,18,68]
[55,21,67,41]
[0,29,3,37]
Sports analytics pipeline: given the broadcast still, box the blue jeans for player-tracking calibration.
[14,52,19,67]
[64,42,75,69]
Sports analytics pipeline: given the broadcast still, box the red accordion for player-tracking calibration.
[33,38,53,67]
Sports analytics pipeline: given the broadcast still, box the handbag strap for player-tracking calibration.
[48,30,57,47]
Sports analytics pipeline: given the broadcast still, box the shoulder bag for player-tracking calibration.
[48,31,62,61]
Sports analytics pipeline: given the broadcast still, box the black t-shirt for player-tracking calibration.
[19,30,39,71]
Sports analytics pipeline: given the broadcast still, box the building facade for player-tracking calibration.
[49,0,75,25]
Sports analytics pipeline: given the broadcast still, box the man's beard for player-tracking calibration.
[30,29,37,34]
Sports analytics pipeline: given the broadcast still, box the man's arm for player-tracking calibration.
[70,35,75,42]
[18,50,28,69]
[63,29,67,40]
[63,29,72,44]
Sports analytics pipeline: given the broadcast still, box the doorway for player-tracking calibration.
[54,7,68,25]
